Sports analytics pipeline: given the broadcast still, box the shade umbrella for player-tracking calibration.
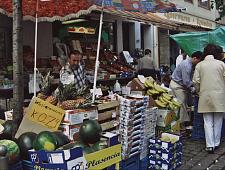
[170,27,225,57]
[0,0,181,101]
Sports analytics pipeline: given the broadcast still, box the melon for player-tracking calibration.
[17,132,37,160]
[0,140,20,164]
[79,120,102,145]
[33,131,57,151]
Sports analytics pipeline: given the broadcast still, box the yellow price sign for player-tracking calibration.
[27,97,65,131]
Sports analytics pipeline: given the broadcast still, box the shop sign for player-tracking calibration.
[155,12,216,29]
[67,27,96,34]
[27,97,65,131]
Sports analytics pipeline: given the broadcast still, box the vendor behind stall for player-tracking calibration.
[60,50,86,89]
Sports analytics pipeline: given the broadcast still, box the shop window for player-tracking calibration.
[184,0,193,3]
[198,0,210,9]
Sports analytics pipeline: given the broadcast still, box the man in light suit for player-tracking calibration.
[193,44,225,154]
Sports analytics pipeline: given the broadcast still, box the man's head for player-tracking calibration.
[203,44,223,60]
[145,49,151,55]
[68,50,82,70]
[191,51,203,65]
[181,49,187,60]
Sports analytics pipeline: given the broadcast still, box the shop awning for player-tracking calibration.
[170,27,225,57]
[96,7,178,29]
[0,0,181,22]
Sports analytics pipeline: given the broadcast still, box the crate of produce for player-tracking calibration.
[120,154,140,170]
[140,157,148,170]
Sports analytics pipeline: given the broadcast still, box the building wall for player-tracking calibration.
[172,0,217,22]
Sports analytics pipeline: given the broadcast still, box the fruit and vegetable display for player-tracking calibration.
[99,49,135,75]
[37,72,92,110]
[144,79,181,110]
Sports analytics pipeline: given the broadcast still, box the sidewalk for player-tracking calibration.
[178,138,225,170]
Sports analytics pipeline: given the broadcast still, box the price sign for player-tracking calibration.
[27,97,65,131]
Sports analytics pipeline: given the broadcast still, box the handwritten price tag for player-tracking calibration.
[27,97,65,131]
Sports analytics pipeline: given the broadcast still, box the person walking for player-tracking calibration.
[170,51,203,132]
[193,44,225,154]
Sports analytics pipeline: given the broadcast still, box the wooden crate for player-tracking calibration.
[97,101,120,132]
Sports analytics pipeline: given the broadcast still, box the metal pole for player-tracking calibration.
[34,0,39,97]
[92,0,104,103]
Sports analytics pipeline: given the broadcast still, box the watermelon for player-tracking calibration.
[52,131,70,148]
[2,120,16,140]
[83,146,95,155]
[57,141,87,150]
[79,120,102,145]
[17,132,37,160]
[92,141,108,151]
[0,140,20,164]
[33,131,57,151]
[0,145,7,156]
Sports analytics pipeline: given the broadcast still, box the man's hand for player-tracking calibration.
[190,86,196,94]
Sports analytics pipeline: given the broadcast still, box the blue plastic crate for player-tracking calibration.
[120,154,140,170]
[9,161,23,170]
[140,157,148,170]
[22,160,33,170]
[193,113,204,126]
[192,125,205,139]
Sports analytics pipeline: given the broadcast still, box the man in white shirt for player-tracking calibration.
[176,50,187,67]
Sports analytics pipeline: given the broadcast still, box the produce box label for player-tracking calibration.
[84,144,121,169]
[27,97,65,131]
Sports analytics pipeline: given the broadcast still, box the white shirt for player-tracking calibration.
[176,54,189,67]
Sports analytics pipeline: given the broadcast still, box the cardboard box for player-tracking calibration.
[58,124,81,141]
[63,108,98,125]
[157,110,177,127]
[29,144,122,170]
[127,78,145,91]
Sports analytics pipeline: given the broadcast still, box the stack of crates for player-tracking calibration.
[119,96,149,160]
[192,96,225,139]
[149,133,182,170]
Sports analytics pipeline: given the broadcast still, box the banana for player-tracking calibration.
[171,99,182,107]
[155,100,167,108]
[159,96,169,104]
[144,80,154,88]
[144,81,149,88]
[148,89,160,95]
[154,83,166,93]
[162,93,173,101]
[162,96,171,103]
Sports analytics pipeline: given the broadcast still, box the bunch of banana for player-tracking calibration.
[162,93,173,101]
[144,79,154,88]
[168,102,179,111]
[153,82,167,93]
[155,99,167,108]
[147,89,160,96]
[171,99,182,107]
